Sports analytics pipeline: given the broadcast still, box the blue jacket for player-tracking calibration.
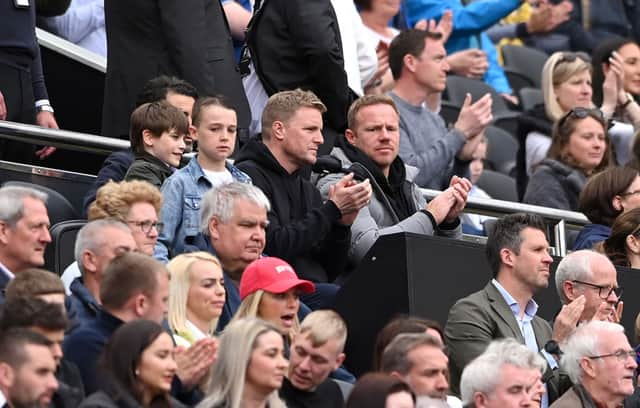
[63,310,123,395]
[154,157,251,263]
[66,277,101,332]
[404,0,519,94]
[573,224,611,251]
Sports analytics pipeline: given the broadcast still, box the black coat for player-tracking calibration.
[235,140,350,283]
[246,0,356,136]
[102,0,250,139]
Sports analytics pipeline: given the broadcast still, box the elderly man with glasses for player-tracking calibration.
[555,250,623,324]
[550,320,637,407]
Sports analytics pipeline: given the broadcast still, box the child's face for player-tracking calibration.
[470,141,487,184]
[196,105,237,163]
[146,128,186,167]
[165,92,196,152]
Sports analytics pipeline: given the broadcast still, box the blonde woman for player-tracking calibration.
[167,252,225,347]
[197,318,288,408]
[229,257,315,343]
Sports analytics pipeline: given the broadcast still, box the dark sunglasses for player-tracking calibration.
[556,51,591,65]
[557,107,605,128]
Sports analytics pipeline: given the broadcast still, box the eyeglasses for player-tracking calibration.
[126,220,163,235]
[557,107,605,129]
[587,349,636,362]
[571,280,623,299]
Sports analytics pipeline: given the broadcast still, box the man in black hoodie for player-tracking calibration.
[235,89,372,306]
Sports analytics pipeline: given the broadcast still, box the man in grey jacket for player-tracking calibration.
[315,94,470,264]
[388,29,493,190]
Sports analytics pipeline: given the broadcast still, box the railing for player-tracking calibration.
[0,120,589,255]
[0,120,128,155]
[36,28,106,73]
[422,188,589,256]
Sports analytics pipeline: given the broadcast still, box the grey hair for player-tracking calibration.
[555,250,604,303]
[199,182,270,235]
[460,338,547,405]
[0,186,48,226]
[560,320,625,383]
[74,219,131,275]
[380,332,443,375]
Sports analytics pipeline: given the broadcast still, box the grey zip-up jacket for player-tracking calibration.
[315,147,462,263]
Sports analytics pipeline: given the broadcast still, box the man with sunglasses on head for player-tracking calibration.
[550,320,637,408]
[554,250,623,324]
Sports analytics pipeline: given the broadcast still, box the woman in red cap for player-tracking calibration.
[229,256,315,343]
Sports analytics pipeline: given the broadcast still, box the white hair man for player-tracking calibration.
[550,321,637,407]
[555,250,622,323]
[0,186,51,304]
[460,338,547,408]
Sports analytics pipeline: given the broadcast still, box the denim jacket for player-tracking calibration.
[154,157,251,263]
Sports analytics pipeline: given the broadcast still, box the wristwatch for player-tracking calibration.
[36,104,54,113]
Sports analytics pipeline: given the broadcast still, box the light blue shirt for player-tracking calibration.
[492,279,557,408]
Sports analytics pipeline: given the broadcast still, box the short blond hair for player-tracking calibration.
[261,89,326,139]
[167,252,223,338]
[299,310,347,352]
[347,95,399,130]
[88,180,162,221]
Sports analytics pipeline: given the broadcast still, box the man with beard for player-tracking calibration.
[0,328,58,408]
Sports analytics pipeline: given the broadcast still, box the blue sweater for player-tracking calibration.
[573,224,611,251]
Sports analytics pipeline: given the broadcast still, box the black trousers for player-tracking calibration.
[0,59,38,162]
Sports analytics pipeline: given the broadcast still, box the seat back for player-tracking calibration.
[2,180,79,225]
[519,87,544,112]
[445,75,512,115]
[44,219,86,275]
[484,126,518,176]
[476,170,518,202]
[501,45,548,88]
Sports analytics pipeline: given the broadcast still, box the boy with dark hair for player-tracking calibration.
[124,101,189,188]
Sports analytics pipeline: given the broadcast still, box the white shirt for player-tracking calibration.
[202,168,234,189]
[0,389,6,407]
[60,261,81,295]
[330,0,378,95]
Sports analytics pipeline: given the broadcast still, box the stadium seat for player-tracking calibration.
[476,169,518,202]
[2,180,79,225]
[519,87,544,112]
[44,219,86,276]
[444,75,520,135]
[484,126,518,177]
[501,45,548,88]
[439,100,461,127]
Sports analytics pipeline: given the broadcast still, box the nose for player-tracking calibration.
[278,354,289,370]
[168,356,178,373]
[442,58,451,73]
[42,227,52,243]
[49,374,59,392]
[51,344,63,362]
[313,130,324,145]
[287,293,299,309]
[148,224,160,238]
[299,356,311,371]
[436,372,449,391]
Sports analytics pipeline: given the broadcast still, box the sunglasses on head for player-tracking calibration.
[557,107,605,128]
[557,52,591,65]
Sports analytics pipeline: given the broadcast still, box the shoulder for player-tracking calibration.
[79,391,118,408]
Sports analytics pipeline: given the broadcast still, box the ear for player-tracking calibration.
[473,392,488,408]
[188,124,198,141]
[0,362,15,390]
[580,356,597,380]
[271,120,286,141]
[345,129,357,145]
[133,293,148,317]
[403,54,417,74]
[142,129,156,148]
[563,280,577,302]
[333,353,346,371]
[612,195,623,212]
[627,234,640,254]
[0,220,10,246]
[499,248,515,269]
[81,250,98,275]
[388,371,404,381]
[602,62,611,76]
[208,217,221,240]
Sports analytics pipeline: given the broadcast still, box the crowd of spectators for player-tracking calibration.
[6,0,640,407]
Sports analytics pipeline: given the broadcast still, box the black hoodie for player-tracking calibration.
[235,140,350,283]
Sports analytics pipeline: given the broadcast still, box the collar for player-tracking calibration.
[97,309,125,334]
[0,390,5,407]
[186,155,212,185]
[0,261,14,280]
[491,279,538,320]
[136,151,175,172]
[69,277,101,313]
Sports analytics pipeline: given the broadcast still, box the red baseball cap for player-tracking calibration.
[239,257,316,300]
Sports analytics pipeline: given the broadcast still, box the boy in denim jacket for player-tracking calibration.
[154,97,251,262]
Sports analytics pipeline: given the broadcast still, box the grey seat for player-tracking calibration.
[501,45,548,88]
[519,87,544,112]
[476,170,518,202]
[484,126,518,177]
[2,180,79,225]
[44,219,86,275]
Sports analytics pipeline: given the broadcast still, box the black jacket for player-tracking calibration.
[52,359,85,408]
[522,158,586,211]
[102,0,250,139]
[124,152,173,189]
[246,0,356,136]
[515,103,553,200]
[235,140,350,283]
